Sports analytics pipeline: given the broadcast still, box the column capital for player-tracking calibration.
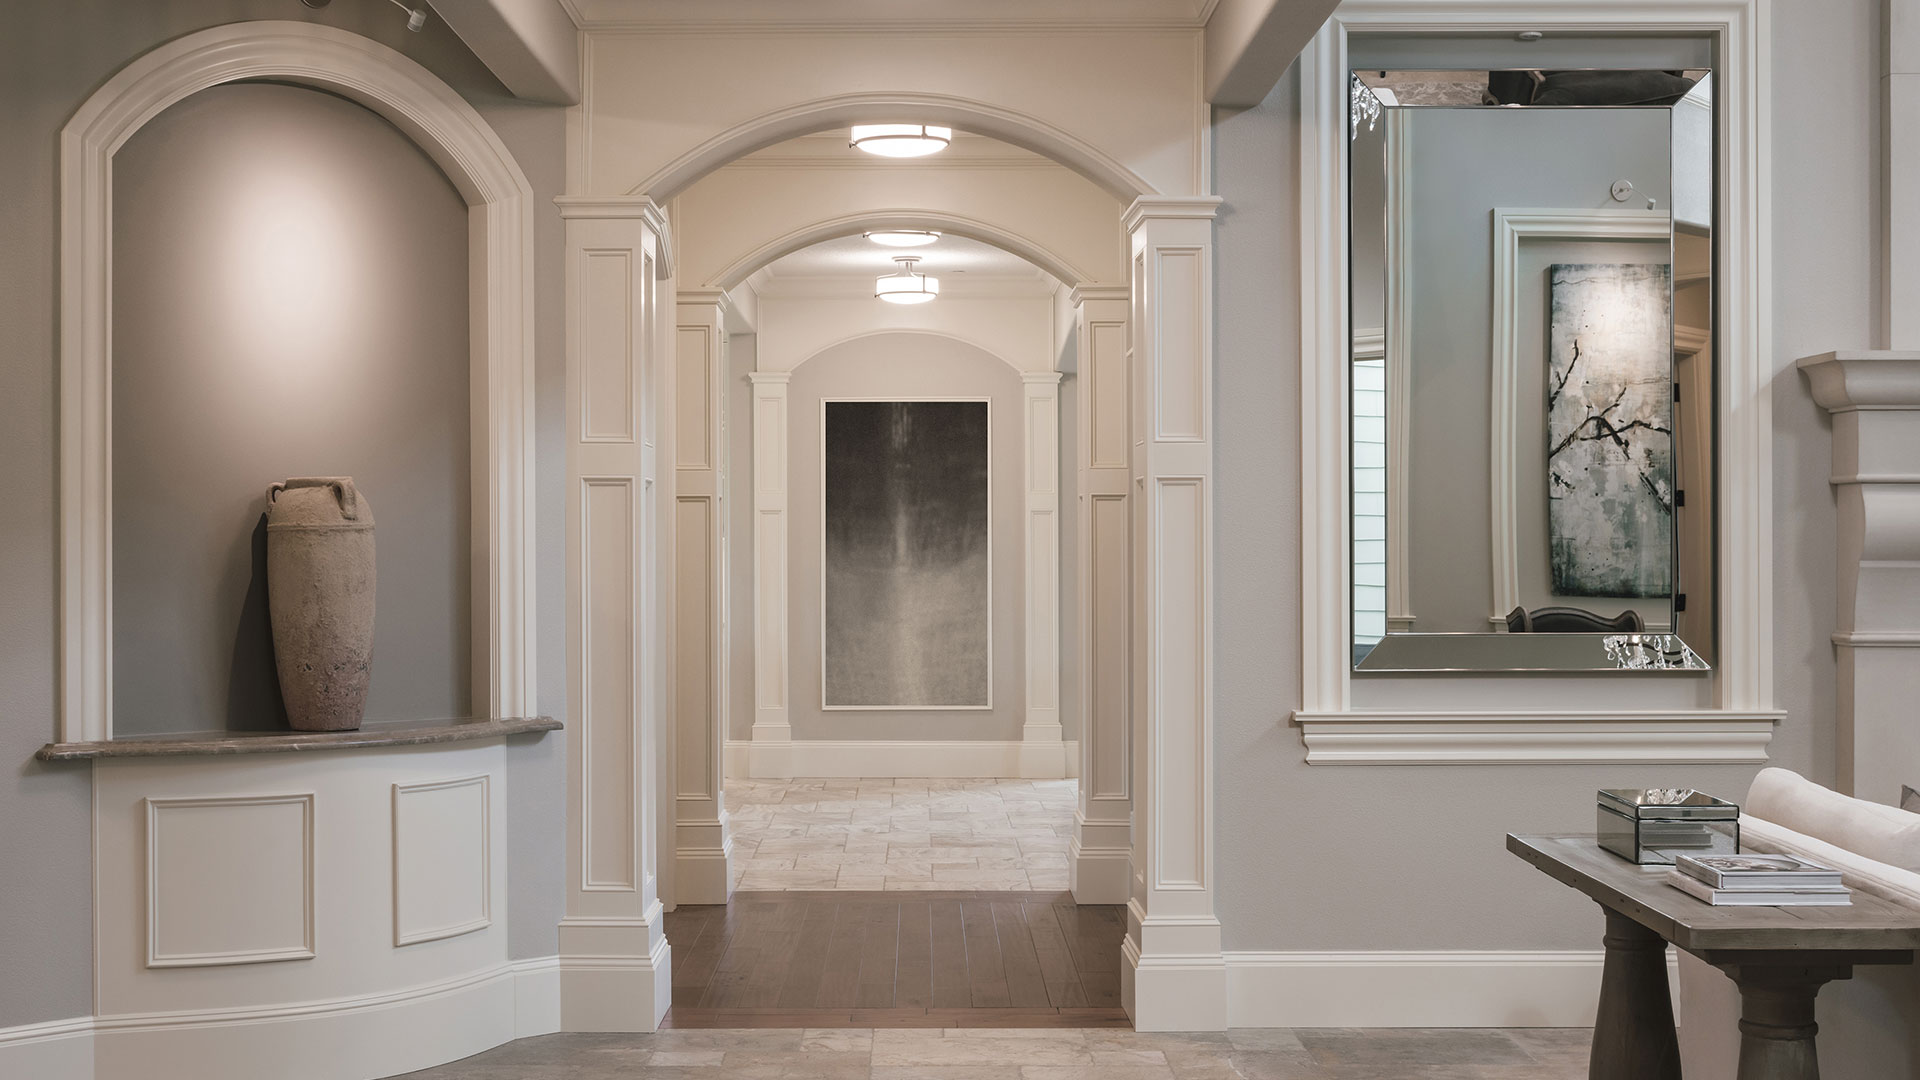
[1798,351,1920,412]
[1023,371,1065,387]
[747,370,791,386]
[1123,195,1223,234]
[676,288,734,314]
[555,195,675,277]
[1070,285,1131,306]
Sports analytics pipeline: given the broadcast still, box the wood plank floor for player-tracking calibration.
[662,890,1130,1028]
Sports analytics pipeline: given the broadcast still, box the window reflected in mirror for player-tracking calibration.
[1348,69,1716,673]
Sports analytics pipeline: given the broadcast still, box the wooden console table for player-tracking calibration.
[1508,834,1920,1080]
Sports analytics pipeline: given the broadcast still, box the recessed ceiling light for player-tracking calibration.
[850,124,952,158]
[875,256,939,304]
[864,229,942,248]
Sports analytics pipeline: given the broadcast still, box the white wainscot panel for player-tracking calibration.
[147,793,314,968]
[393,775,491,946]
[94,742,518,1080]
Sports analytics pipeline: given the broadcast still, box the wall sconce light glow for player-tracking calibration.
[875,256,939,304]
[864,229,942,248]
[850,124,952,158]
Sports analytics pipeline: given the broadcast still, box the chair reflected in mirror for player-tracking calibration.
[1505,605,1645,634]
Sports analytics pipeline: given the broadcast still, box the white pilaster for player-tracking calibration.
[1020,371,1068,778]
[747,370,794,778]
[1120,197,1225,1031]
[1068,287,1133,905]
[1798,351,1920,804]
[670,292,733,904]
[557,196,673,1031]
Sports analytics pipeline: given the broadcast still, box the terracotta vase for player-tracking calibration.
[266,477,376,731]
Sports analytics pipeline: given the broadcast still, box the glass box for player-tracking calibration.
[1597,788,1739,865]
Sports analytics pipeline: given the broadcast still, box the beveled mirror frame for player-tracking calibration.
[1293,0,1782,765]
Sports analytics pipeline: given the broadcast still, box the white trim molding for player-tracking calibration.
[1488,207,1672,626]
[58,21,538,742]
[0,958,563,1080]
[1069,286,1133,905]
[1295,710,1781,765]
[562,201,672,1030]
[1296,1,1774,751]
[1021,372,1066,772]
[1798,350,1920,802]
[725,739,1077,780]
[1223,949,1679,1029]
[670,296,734,906]
[1121,195,1225,1032]
[746,370,794,779]
[144,793,316,969]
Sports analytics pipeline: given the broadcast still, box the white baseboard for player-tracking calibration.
[511,956,563,1039]
[725,739,1078,780]
[1222,950,1680,1028]
[0,1016,94,1080]
[0,959,561,1080]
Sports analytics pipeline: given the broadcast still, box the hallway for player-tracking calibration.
[727,778,1077,892]
[664,891,1125,1026]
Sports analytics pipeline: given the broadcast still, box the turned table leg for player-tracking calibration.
[1589,907,1681,1080]
[1721,965,1846,1080]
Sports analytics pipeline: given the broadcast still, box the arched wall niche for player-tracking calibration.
[59,20,538,743]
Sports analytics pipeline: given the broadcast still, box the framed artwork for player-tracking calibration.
[1546,262,1674,598]
[822,399,991,709]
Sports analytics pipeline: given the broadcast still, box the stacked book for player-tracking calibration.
[1665,853,1852,906]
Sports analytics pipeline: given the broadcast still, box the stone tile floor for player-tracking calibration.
[726,777,1079,892]
[389,1026,1592,1079]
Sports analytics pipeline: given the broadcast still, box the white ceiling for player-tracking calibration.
[751,233,1056,298]
[559,0,1217,30]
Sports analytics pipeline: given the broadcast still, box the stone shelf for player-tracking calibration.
[36,715,560,761]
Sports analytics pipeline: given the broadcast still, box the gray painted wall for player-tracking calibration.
[112,82,473,736]
[786,334,1027,743]
[1211,0,1868,952]
[0,2,569,1028]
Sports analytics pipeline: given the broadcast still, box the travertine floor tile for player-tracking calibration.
[384,1027,1588,1079]
[729,777,1076,893]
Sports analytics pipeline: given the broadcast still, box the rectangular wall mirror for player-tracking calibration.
[1348,68,1717,673]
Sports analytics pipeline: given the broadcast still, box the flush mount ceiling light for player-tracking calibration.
[864,229,942,248]
[875,256,939,304]
[850,124,952,158]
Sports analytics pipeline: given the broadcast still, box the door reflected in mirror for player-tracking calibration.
[1348,69,1715,674]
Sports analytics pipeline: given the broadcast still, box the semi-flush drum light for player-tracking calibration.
[864,229,942,247]
[875,256,939,304]
[850,124,952,158]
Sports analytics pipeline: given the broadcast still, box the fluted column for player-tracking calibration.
[1799,351,1920,804]
[1069,287,1132,904]
[1120,197,1225,1031]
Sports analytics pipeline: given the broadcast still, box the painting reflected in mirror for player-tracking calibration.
[1348,69,1715,673]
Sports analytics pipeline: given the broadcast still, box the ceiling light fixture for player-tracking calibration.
[875,256,939,304]
[864,229,942,248]
[850,124,952,158]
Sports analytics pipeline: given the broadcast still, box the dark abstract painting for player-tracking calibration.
[1547,262,1674,598]
[823,400,991,708]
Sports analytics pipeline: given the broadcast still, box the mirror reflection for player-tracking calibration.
[1348,69,1716,673]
